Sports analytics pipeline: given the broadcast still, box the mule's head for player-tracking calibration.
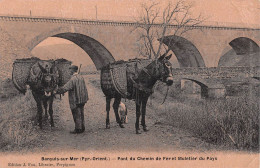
[153,53,174,86]
[38,61,59,96]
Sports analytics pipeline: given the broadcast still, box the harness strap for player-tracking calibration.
[142,68,156,80]
[130,77,153,95]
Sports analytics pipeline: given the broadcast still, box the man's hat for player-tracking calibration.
[69,65,78,71]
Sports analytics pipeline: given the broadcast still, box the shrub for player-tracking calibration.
[0,78,20,101]
[0,89,37,149]
[153,86,259,151]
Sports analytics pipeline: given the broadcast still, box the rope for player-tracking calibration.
[161,85,169,105]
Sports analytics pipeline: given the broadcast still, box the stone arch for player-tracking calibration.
[161,35,206,67]
[218,37,260,67]
[182,77,209,98]
[178,77,226,98]
[27,27,115,70]
[229,37,259,55]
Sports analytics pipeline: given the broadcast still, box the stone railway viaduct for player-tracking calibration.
[0,15,259,98]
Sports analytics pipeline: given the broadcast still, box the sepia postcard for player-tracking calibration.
[0,0,259,167]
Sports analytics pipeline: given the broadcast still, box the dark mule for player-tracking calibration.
[101,53,173,134]
[27,60,59,129]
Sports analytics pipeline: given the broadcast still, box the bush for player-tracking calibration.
[153,86,259,151]
[0,78,20,101]
[0,89,37,149]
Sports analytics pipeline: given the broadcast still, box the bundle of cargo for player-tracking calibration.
[12,57,72,94]
[101,58,152,98]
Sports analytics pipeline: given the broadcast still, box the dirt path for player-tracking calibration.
[33,75,218,153]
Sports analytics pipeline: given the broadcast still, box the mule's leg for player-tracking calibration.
[141,96,149,132]
[135,99,141,134]
[113,96,124,128]
[36,101,44,129]
[32,93,42,129]
[48,97,54,127]
[106,97,111,129]
[43,100,48,120]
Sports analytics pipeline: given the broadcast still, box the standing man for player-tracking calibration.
[56,65,88,134]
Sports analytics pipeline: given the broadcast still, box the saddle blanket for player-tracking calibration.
[109,59,151,98]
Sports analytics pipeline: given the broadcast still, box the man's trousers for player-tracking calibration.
[71,103,85,131]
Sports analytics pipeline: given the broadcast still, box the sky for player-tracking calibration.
[1,0,258,46]
[0,0,259,26]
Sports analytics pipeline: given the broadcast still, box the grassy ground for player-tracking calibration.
[1,77,259,152]
[0,87,37,150]
[88,76,259,151]
[154,83,259,151]
[0,78,63,151]
[0,78,20,101]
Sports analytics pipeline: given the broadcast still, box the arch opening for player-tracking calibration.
[219,37,260,67]
[53,33,115,70]
[161,35,206,67]
[30,32,115,70]
[229,37,259,55]
[181,78,209,98]
[31,37,94,67]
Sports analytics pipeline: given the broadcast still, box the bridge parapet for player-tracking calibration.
[0,15,259,31]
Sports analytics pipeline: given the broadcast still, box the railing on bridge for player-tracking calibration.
[0,15,259,31]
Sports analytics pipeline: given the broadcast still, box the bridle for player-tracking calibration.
[38,62,59,96]
[141,58,173,105]
[141,59,173,82]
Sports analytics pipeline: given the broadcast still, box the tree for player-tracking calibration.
[134,0,206,59]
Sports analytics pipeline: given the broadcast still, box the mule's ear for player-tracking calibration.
[50,61,56,73]
[38,61,45,72]
[158,53,167,61]
[165,54,172,60]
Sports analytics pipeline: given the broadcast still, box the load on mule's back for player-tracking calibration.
[12,57,72,129]
[100,53,173,134]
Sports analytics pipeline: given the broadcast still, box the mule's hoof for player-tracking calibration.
[70,129,84,134]
[51,126,56,131]
[143,126,149,132]
[136,130,141,134]
[106,124,110,129]
[119,124,125,128]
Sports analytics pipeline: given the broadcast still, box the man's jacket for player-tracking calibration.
[58,73,88,109]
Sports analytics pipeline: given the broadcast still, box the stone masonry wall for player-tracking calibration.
[0,27,33,80]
